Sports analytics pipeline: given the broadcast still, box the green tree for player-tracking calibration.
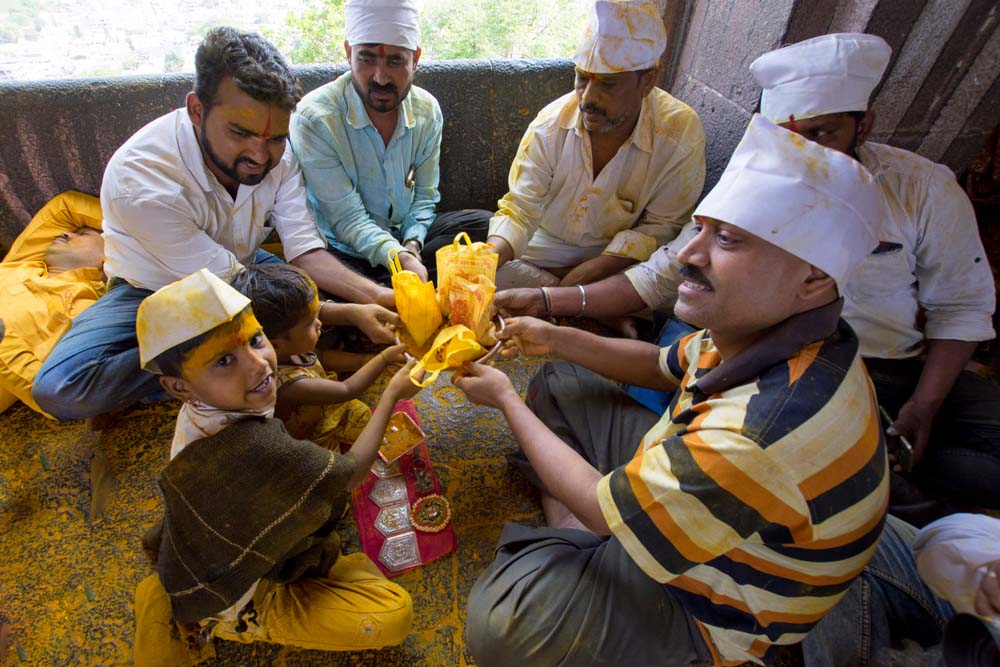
[269,0,584,66]
[163,51,184,73]
[265,0,347,66]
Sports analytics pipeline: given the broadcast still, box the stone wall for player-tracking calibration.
[0,59,574,250]
[2,1,998,247]
[666,0,1000,189]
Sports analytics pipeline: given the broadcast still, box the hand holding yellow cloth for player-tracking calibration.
[389,250,442,348]
[409,325,484,387]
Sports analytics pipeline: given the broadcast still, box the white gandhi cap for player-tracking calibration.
[345,0,420,51]
[574,0,667,74]
[137,268,251,373]
[751,33,891,123]
[693,114,885,289]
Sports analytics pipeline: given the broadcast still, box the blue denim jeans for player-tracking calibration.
[32,250,281,420]
[625,316,696,414]
[801,515,954,666]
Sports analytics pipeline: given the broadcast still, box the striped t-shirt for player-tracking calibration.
[597,315,888,665]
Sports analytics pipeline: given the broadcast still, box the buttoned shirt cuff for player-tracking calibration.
[400,213,429,249]
[376,239,408,268]
[923,311,996,343]
[604,230,659,262]
[487,217,529,258]
[625,262,676,312]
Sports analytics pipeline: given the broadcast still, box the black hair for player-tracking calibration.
[194,26,302,112]
[229,264,317,341]
[152,305,254,377]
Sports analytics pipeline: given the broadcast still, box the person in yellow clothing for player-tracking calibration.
[132,269,418,666]
[487,0,705,292]
[230,263,408,451]
[0,191,105,416]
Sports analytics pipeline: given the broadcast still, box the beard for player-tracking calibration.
[579,103,629,134]
[354,77,412,113]
[199,124,273,187]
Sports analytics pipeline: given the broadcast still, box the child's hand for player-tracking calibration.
[387,359,423,400]
[379,343,409,365]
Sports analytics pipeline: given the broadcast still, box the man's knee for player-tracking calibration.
[466,583,528,667]
[31,364,83,421]
[526,360,574,410]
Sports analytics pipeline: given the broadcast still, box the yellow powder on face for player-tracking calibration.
[179,310,263,377]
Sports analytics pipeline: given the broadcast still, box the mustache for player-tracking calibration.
[369,81,398,94]
[235,156,271,169]
[579,103,606,117]
[679,264,711,288]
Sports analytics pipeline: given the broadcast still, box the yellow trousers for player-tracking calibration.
[133,552,412,666]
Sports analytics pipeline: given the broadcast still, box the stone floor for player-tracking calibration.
[0,355,548,666]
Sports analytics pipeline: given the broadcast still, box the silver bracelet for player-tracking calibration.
[576,284,587,317]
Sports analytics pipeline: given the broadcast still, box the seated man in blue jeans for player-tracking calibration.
[32,27,400,422]
[453,116,890,666]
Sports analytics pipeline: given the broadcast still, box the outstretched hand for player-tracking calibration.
[352,303,402,344]
[495,288,547,318]
[452,362,518,410]
[497,316,557,359]
[387,359,423,400]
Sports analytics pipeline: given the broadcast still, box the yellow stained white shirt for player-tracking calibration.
[102,109,326,291]
[488,88,705,266]
[914,513,1000,618]
[626,142,996,358]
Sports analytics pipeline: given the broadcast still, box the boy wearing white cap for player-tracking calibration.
[131,269,418,665]
[454,116,887,666]
[291,0,492,285]
[486,0,705,292]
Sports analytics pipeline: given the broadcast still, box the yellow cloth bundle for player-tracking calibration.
[409,325,485,388]
[435,232,497,316]
[389,250,442,348]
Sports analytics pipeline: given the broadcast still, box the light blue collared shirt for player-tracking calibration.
[291,72,443,267]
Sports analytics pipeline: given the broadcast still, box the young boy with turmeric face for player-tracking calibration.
[132,269,417,665]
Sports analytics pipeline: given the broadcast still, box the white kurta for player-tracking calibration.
[488,88,705,268]
[102,109,326,291]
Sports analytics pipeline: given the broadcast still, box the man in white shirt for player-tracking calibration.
[500,33,999,516]
[486,0,705,292]
[33,27,399,422]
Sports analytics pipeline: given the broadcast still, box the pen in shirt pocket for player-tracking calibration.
[405,163,416,189]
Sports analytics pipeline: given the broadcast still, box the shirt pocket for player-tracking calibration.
[845,246,914,299]
[601,194,639,237]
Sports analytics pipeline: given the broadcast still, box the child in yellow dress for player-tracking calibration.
[132,269,421,665]
[232,264,407,450]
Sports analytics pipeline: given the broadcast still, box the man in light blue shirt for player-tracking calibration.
[291,0,490,284]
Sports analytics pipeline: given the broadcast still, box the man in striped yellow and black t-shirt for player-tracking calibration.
[454,115,890,666]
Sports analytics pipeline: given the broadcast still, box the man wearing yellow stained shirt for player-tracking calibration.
[486,0,705,293]
[0,191,105,417]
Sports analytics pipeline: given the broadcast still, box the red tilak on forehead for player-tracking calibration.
[378,45,385,56]
[261,109,271,139]
[788,114,798,133]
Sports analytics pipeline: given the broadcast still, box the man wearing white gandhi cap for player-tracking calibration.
[756,33,998,522]
[499,32,999,522]
[291,0,492,285]
[456,115,887,666]
[486,0,705,295]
